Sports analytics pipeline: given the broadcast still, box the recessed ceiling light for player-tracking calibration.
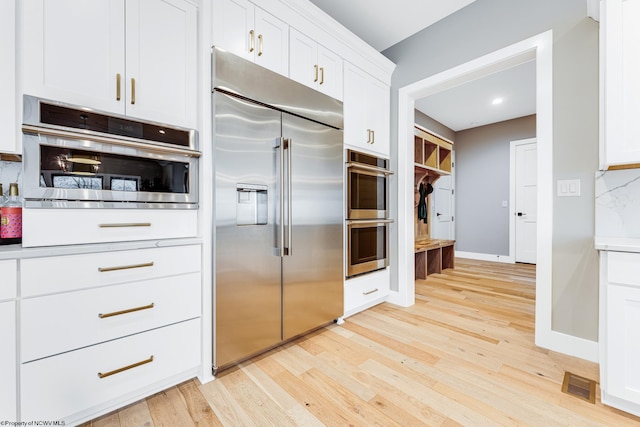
[492,97,503,105]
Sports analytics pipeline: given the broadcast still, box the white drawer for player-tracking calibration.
[344,269,390,314]
[0,259,16,301]
[0,301,16,421]
[608,251,640,287]
[22,208,198,247]
[21,244,201,297]
[21,318,200,423]
[22,272,200,362]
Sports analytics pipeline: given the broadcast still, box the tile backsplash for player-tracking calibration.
[0,161,22,196]
[595,169,640,238]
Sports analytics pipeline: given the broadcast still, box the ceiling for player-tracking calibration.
[308,0,537,132]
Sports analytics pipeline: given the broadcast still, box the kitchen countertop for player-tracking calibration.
[595,236,640,253]
[0,237,203,261]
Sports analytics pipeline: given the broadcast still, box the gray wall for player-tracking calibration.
[383,0,600,342]
[414,110,456,142]
[455,115,536,255]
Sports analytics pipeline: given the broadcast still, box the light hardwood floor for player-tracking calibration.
[83,259,640,426]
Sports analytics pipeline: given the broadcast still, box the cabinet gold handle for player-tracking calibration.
[131,78,136,105]
[258,34,263,56]
[98,355,154,379]
[314,64,319,82]
[367,129,372,144]
[363,288,379,296]
[116,73,121,101]
[99,222,151,228]
[98,262,154,273]
[319,67,325,85]
[249,30,255,52]
[98,302,155,318]
[371,130,375,144]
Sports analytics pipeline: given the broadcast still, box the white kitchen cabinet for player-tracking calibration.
[600,0,640,169]
[600,250,640,416]
[213,0,288,76]
[22,0,197,128]
[289,28,343,100]
[344,267,390,318]
[19,244,202,424]
[344,62,390,156]
[22,208,198,247]
[0,259,17,421]
[21,318,200,424]
[0,0,19,155]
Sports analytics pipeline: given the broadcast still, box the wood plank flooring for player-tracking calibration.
[83,259,640,426]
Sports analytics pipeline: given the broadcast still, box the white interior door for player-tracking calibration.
[431,154,455,240]
[514,140,537,263]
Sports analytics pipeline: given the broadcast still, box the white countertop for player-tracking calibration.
[595,236,640,253]
[0,237,203,261]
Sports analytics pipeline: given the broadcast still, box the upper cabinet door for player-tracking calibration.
[344,62,389,156]
[213,0,288,76]
[22,0,126,114]
[0,0,18,154]
[289,29,342,101]
[289,29,319,89]
[212,0,255,63]
[317,45,343,101]
[253,8,288,76]
[125,0,197,128]
[602,0,640,169]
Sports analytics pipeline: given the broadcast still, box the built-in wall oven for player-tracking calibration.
[22,95,199,208]
[346,150,392,277]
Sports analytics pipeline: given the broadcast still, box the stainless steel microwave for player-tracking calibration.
[22,95,200,208]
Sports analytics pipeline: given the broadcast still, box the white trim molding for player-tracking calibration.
[394,31,590,361]
[455,251,515,264]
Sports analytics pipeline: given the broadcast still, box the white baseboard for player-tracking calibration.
[536,329,599,363]
[455,251,515,264]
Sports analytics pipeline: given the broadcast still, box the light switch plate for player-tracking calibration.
[557,179,581,197]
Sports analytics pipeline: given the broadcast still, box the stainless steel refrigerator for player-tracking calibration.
[212,48,344,371]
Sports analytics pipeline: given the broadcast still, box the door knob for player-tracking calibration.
[516,212,525,216]
[436,212,442,217]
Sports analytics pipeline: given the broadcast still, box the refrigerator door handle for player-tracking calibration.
[285,138,293,256]
[275,137,285,257]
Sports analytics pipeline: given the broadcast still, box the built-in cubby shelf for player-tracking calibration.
[414,127,453,175]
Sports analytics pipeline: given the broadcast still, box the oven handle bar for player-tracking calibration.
[346,162,394,175]
[22,124,201,158]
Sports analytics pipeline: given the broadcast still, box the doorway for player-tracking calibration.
[430,154,455,240]
[510,138,537,264]
[392,31,555,354]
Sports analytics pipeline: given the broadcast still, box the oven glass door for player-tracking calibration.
[347,220,390,277]
[23,133,198,205]
[348,167,388,219]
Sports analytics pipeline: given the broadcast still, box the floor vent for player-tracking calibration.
[561,372,596,404]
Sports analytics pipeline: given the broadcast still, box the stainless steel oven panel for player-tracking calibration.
[22,130,198,206]
[346,163,392,220]
[23,95,198,151]
[346,219,392,277]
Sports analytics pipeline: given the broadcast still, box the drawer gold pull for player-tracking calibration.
[258,34,263,56]
[363,288,379,296]
[99,223,151,228]
[98,302,154,319]
[249,30,255,52]
[131,77,136,105]
[98,261,154,273]
[98,355,154,379]
[116,73,121,101]
[319,67,325,85]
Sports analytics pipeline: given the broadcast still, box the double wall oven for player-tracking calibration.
[346,150,393,277]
